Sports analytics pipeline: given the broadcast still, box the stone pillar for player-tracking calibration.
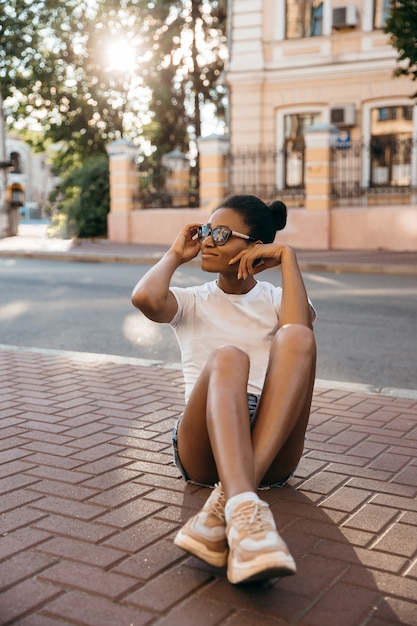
[197,135,230,209]
[161,149,190,207]
[105,139,139,243]
[304,124,339,211]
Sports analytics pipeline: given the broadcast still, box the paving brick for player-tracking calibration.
[12,613,73,625]
[27,458,89,485]
[0,507,48,535]
[0,552,57,590]
[114,538,184,580]
[124,564,212,612]
[70,441,122,461]
[344,566,417,602]
[223,610,289,626]
[27,479,99,501]
[81,467,140,490]
[201,577,311,623]
[75,455,133,475]
[1,347,416,625]
[373,596,417,626]
[0,488,41,514]
[319,485,371,513]
[301,581,381,626]
[0,577,61,625]
[280,553,348,599]
[0,471,40,493]
[153,595,233,626]
[36,536,126,568]
[103,516,178,552]
[39,561,138,600]
[296,471,348,495]
[33,514,116,543]
[97,497,164,528]
[30,495,106,520]
[87,482,149,507]
[394,463,417,487]
[343,503,399,533]
[43,590,152,626]
[372,522,417,557]
[339,527,376,547]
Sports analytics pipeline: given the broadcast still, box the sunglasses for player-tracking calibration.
[195,224,256,246]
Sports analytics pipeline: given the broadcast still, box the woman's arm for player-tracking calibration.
[229,243,313,329]
[276,246,312,329]
[131,223,201,323]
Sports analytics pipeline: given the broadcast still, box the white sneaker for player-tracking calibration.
[226,500,296,584]
[174,484,228,567]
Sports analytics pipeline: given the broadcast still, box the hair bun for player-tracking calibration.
[269,200,287,231]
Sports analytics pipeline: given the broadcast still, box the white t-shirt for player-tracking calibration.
[170,280,285,402]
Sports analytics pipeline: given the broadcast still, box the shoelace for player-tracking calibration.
[209,485,226,522]
[232,501,271,533]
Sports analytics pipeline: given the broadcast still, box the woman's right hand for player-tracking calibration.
[169,223,202,264]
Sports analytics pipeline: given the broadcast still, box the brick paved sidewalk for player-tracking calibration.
[0,347,416,626]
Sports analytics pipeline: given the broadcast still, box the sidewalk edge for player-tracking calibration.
[1,343,416,400]
[0,249,417,275]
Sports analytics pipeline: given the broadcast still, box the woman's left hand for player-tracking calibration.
[229,243,291,280]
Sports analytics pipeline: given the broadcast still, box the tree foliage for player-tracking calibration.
[0,0,51,99]
[6,0,227,163]
[385,0,417,95]
[2,0,227,236]
[49,155,110,238]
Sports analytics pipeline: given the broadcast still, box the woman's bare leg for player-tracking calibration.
[177,345,255,498]
[177,324,316,494]
[251,323,317,485]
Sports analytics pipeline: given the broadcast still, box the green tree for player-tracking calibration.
[49,155,110,239]
[385,0,417,95]
[9,0,227,167]
[0,0,52,235]
[3,0,227,236]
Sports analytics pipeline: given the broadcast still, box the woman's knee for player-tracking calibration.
[272,324,316,360]
[208,344,250,375]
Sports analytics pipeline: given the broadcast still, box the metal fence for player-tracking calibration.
[138,137,415,208]
[332,137,415,206]
[138,165,199,208]
[227,145,305,206]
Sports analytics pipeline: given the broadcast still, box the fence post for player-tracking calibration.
[197,135,230,209]
[161,149,190,207]
[106,139,139,243]
[304,124,339,211]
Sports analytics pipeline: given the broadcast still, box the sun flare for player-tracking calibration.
[107,38,136,73]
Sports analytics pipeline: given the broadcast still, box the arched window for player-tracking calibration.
[10,151,23,174]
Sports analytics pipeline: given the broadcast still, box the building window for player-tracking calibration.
[10,151,23,174]
[286,0,323,38]
[370,105,413,186]
[284,112,321,187]
[374,0,390,29]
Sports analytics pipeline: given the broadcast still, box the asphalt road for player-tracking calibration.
[0,257,416,392]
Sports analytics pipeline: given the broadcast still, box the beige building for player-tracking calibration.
[224,0,416,249]
[107,0,416,250]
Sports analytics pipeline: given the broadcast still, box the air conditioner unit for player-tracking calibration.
[332,5,358,29]
[330,105,356,127]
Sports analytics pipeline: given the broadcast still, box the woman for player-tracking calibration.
[131,194,316,585]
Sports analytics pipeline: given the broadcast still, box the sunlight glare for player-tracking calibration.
[107,38,136,73]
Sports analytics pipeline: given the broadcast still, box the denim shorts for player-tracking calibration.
[171,393,293,490]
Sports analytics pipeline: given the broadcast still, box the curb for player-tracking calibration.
[1,249,417,275]
[1,343,416,400]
